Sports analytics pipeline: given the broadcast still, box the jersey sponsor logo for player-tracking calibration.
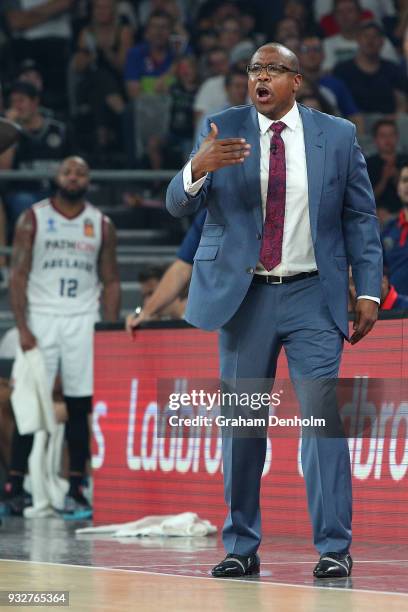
[62,222,80,228]
[84,218,95,238]
[45,239,96,253]
[46,218,57,233]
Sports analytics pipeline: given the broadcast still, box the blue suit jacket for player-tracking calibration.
[166,103,383,336]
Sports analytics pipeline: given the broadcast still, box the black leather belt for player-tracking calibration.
[252,270,319,285]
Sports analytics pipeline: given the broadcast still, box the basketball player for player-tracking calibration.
[1,156,120,519]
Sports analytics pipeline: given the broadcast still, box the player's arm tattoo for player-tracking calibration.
[98,217,121,322]
[10,210,34,331]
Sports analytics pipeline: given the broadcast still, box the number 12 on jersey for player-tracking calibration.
[59,278,78,298]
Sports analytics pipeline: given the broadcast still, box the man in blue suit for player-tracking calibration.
[166,43,382,579]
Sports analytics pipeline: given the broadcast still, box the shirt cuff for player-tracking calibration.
[357,295,380,304]
[183,160,208,196]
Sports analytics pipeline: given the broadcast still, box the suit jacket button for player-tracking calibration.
[256,233,261,240]
[247,267,254,274]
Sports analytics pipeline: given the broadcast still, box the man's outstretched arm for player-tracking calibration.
[126,259,192,332]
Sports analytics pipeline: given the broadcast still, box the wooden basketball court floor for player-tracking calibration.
[0,517,407,611]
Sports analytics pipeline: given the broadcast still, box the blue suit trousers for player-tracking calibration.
[219,275,352,556]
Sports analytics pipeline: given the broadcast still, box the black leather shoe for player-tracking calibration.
[211,553,260,577]
[313,552,353,578]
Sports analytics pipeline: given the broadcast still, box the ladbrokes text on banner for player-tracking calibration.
[92,320,408,542]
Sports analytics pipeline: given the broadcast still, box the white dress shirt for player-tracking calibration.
[256,103,315,276]
[182,103,379,303]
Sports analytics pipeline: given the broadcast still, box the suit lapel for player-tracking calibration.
[298,104,325,243]
[238,104,325,240]
[239,106,263,233]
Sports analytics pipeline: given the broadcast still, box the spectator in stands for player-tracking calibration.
[75,0,134,90]
[318,0,397,26]
[126,210,205,332]
[125,10,177,99]
[295,75,315,97]
[71,0,133,160]
[239,6,261,43]
[16,59,55,119]
[206,1,243,24]
[0,81,71,231]
[367,120,406,222]
[299,34,364,132]
[193,27,218,57]
[224,68,249,107]
[228,40,257,71]
[194,47,229,127]
[226,40,256,73]
[194,39,253,125]
[334,23,407,115]
[274,17,302,44]
[283,0,315,34]
[379,270,408,310]
[297,89,336,114]
[217,16,245,54]
[147,56,198,170]
[71,0,138,36]
[137,266,186,320]
[322,0,399,71]
[137,0,185,29]
[166,56,198,154]
[280,35,301,55]
[16,60,43,100]
[269,14,303,55]
[316,0,395,37]
[139,266,166,303]
[200,44,230,80]
[349,268,408,311]
[2,0,74,111]
[194,64,249,131]
[381,162,408,293]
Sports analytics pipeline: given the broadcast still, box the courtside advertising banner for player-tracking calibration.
[92,318,408,542]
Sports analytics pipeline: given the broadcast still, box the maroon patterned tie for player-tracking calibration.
[259,121,287,271]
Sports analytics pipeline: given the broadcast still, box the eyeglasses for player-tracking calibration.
[246,63,299,77]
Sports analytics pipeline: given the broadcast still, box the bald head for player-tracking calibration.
[58,156,90,176]
[247,42,302,120]
[55,156,90,204]
[252,43,300,73]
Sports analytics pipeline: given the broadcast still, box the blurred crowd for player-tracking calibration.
[0,1,406,208]
[0,0,406,280]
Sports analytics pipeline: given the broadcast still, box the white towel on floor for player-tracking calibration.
[76,512,217,537]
